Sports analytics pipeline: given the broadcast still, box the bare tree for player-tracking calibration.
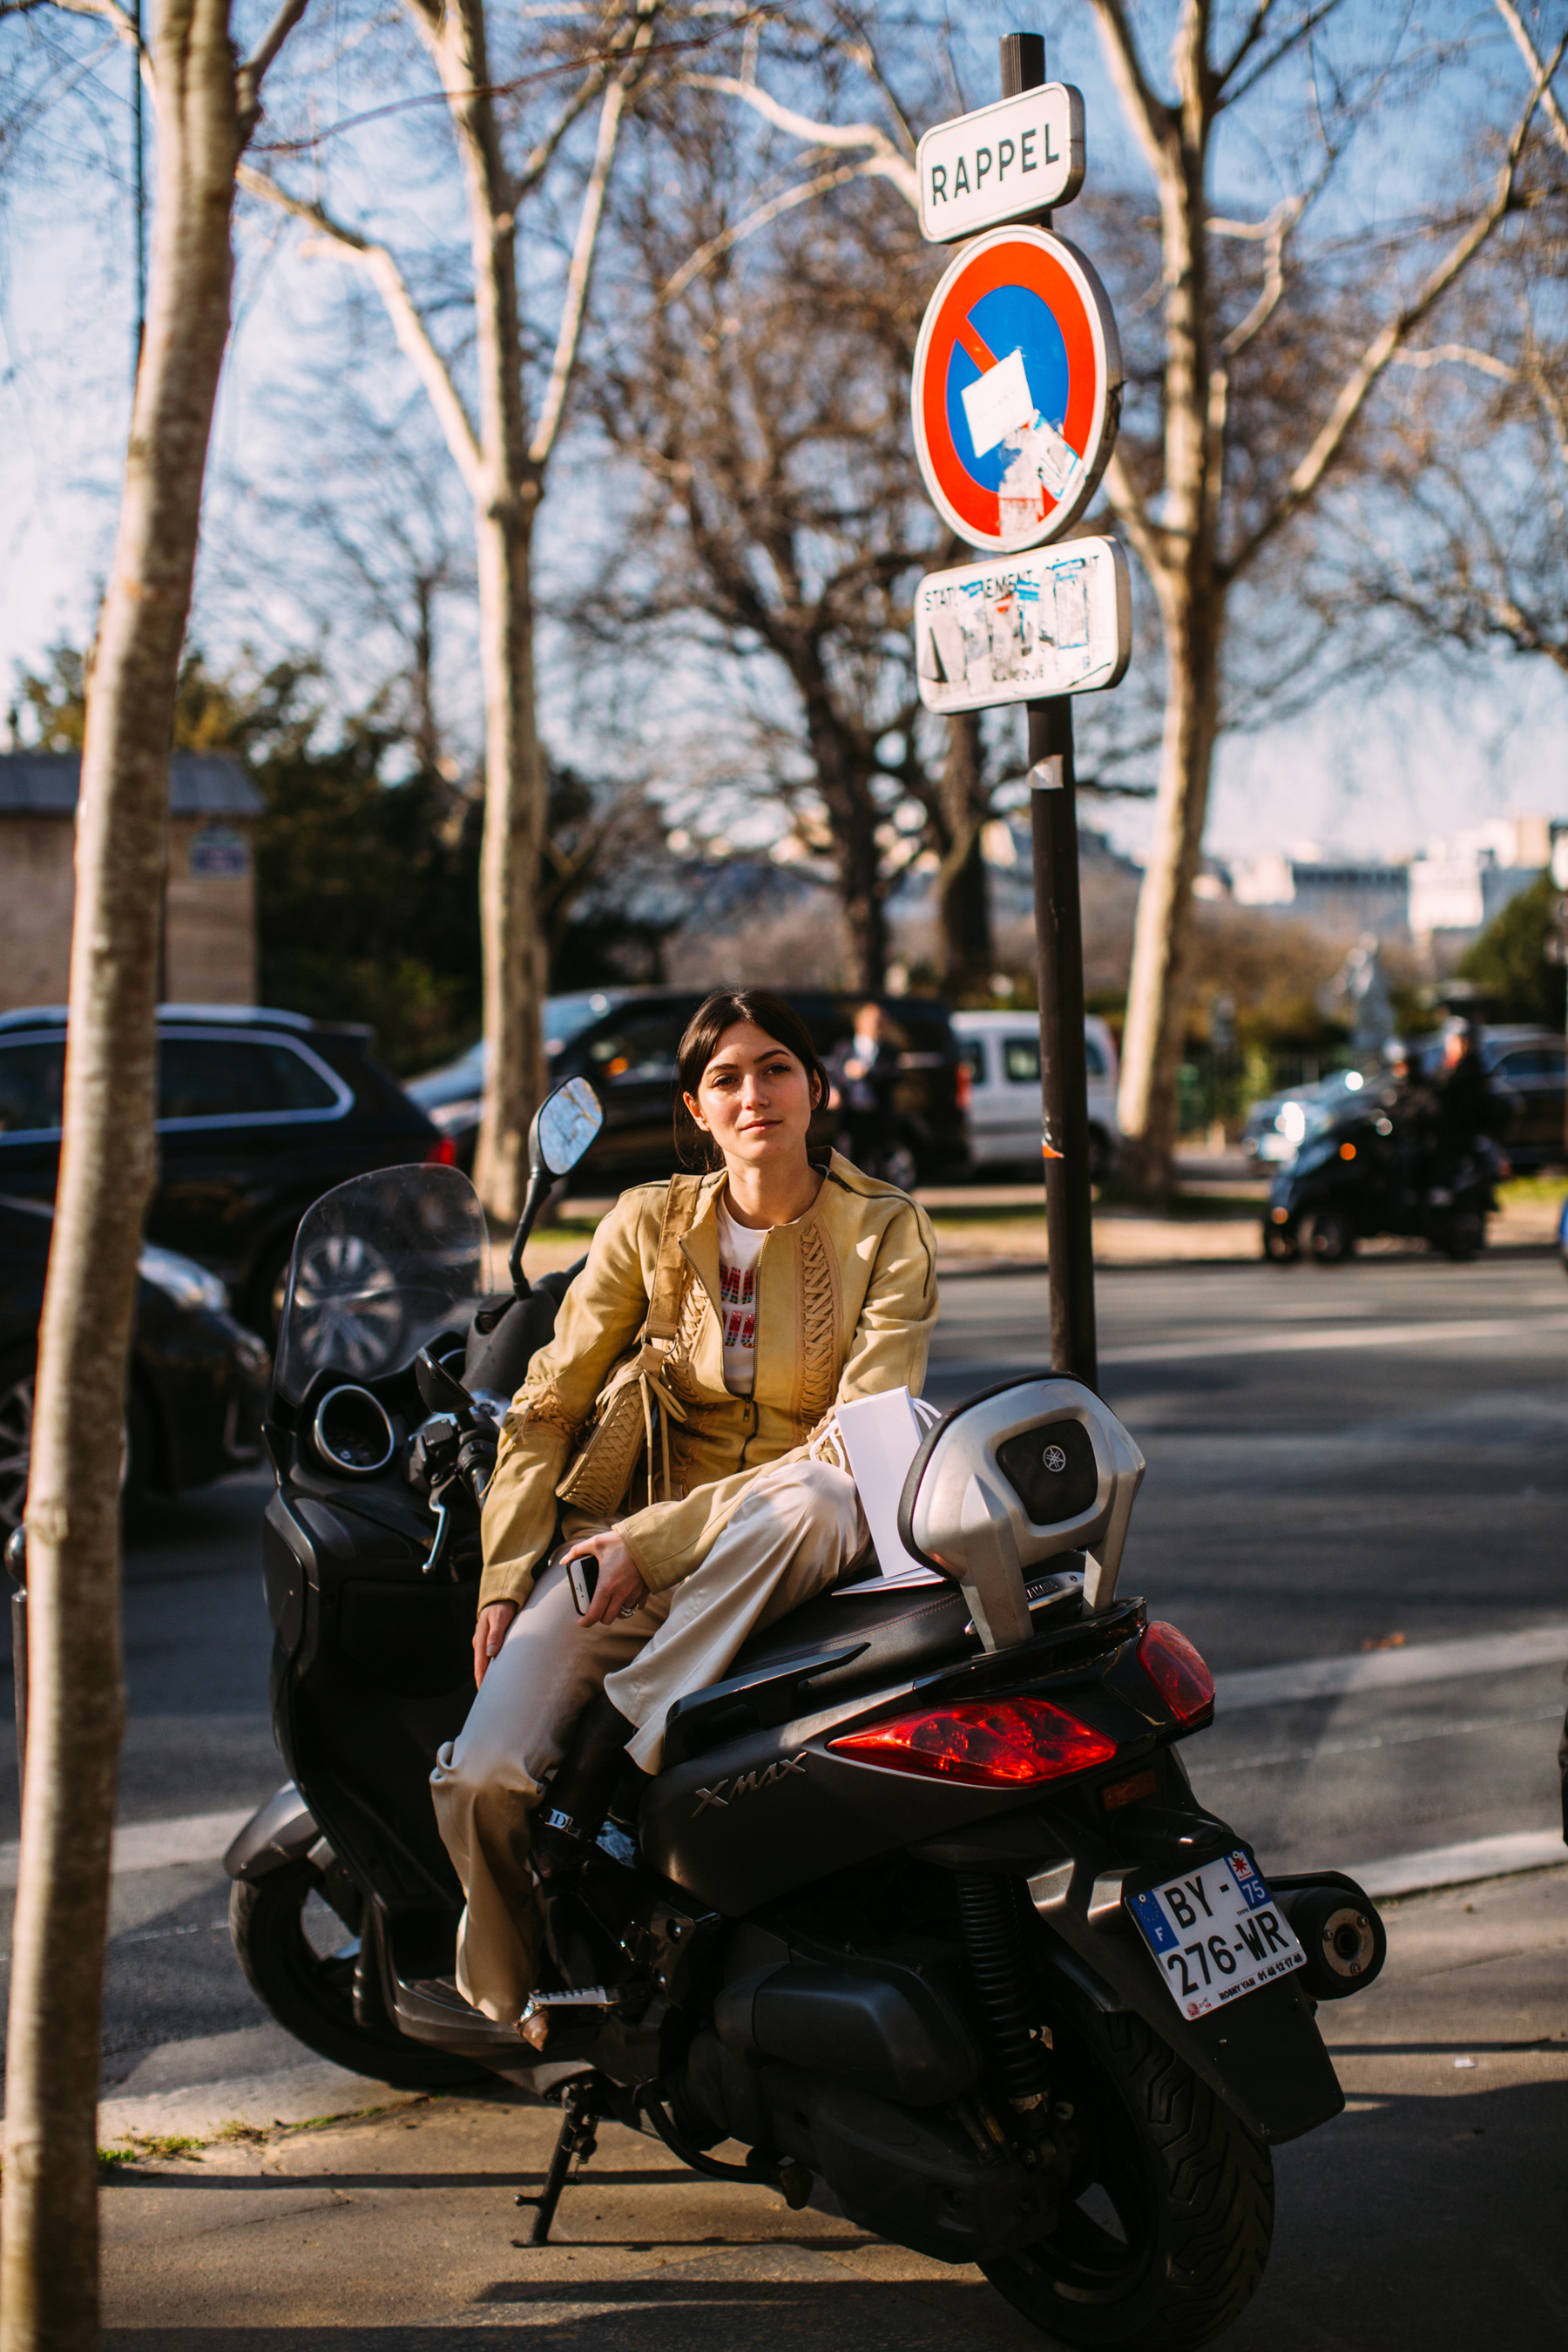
[240,0,666,1218]
[681,6,1562,1188]
[584,92,983,991]
[0,3,304,2337]
[1329,10,1568,680]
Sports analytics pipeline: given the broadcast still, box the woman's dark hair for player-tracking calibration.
[674,990,830,1169]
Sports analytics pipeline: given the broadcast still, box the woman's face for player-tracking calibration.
[685,1022,818,1172]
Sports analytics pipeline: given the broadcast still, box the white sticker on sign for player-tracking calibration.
[960,348,1036,459]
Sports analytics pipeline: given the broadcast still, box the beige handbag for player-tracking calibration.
[553,1174,706,1519]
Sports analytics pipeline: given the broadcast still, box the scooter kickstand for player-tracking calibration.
[515,2078,602,2246]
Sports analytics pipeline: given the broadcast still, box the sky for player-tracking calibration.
[2,0,1565,874]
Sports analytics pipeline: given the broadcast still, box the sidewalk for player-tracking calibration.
[100,1868,1568,2349]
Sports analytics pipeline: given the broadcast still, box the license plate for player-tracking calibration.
[1128,1849,1304,2020]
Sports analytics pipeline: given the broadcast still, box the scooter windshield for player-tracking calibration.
[274,1164,489,1408]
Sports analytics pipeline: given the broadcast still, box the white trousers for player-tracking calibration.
[429,1456,866,2024]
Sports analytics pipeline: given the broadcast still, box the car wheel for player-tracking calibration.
[1087,1127,1116,1186]
[1262,1221,1299,1264]
[1306,1210,1354,1265]
[0,1348,35,1538]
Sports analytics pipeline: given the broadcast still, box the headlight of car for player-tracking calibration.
[138,1245,229,1314]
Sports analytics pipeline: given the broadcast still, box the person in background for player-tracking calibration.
[830,1002,900,1178]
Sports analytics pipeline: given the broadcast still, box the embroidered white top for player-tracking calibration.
[714,1200,767,1395]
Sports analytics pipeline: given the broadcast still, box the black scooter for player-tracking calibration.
[227,1079,1386,2350]
[1264,1099,1504,1264]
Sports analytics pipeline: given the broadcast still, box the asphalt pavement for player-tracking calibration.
[1,1244,1565,2137]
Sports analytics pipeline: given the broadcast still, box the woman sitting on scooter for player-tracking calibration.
[430,988,938,2032]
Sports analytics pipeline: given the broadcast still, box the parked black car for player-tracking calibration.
[0,1193,271,1534]
[0,1005,453,1335]
[409,989,970,1186]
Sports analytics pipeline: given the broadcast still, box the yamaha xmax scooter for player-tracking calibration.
[227,1078,1386,2351]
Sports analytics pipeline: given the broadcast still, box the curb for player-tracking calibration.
[96,2058,420,2156]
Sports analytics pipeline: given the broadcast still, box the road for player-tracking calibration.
[1,1245,1565,2105]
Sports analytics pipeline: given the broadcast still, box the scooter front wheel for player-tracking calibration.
[230,1858,483,2092]
[981,2005,1273,2350]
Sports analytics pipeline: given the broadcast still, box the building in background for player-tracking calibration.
[0,752,262,1013]
[1227,816,1564,959]
[1230,845,1412,940]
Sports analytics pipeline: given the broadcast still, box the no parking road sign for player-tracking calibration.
[911,225,1120,555]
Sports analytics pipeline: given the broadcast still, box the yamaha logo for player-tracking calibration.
[1043,1443,1068,1473]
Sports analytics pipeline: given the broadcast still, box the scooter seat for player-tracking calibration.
[661,1560,1085,1768]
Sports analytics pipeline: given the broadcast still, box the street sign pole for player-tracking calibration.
[1004,28,1098,1390]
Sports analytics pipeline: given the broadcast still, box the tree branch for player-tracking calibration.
[235,0,310,137]
[1218,0,1347,113]
[1219,193,1303,355]
[1494,0,1568,162]
[1220,56,1560,582]
[1102,448,1166,578]
[529,0,662,470]
[236,166,483,497]
[662,161,868,303]
[1392,341,1516,381]
[684,72,918,205]
[1087,0,1173,181]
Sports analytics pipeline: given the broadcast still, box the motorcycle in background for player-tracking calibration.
[226,1079,1387,2350]
[1264,1095,1506,1264]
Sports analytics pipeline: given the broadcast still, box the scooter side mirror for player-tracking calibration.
[898,1377,1146,1648]
[532,1076,604,1179]
[506,1079,605,1300]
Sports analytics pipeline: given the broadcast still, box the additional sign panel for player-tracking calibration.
[1130,1851,1306,2024]
[911,226,1121,553]
[916,84,1085,243]
[915,537,1130,712]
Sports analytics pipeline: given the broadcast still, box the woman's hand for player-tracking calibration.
[560,1529,648,1627]
[473,1599,517,1689]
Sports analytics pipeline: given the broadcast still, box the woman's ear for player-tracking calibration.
[682,1089,710,1134]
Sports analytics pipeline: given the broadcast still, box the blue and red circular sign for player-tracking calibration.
[912,226,1121,554]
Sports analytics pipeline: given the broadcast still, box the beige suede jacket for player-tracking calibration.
[477,1154,939,1610]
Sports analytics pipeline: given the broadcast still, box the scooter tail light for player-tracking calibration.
[829,1697,1118,1788]
[1138,1621,1215,1724]
[424,1135,459,1166]
[956,1060,972,1113]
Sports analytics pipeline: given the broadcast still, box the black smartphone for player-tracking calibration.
[567,1555,598,1615]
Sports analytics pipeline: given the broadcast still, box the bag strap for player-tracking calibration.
[644,1173,706,1345]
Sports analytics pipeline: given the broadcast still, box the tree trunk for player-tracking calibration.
[1112,127,1220,1200]
[1115,578,1222,1195]
[0,3,240,2339]
[933,711,990,989]
[434,0,546,1225]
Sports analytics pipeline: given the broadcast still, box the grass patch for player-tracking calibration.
[98,2132,205,2166]
[1499,1173,1567,1207]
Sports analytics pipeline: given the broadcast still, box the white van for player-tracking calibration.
[952,1010,1122,1182]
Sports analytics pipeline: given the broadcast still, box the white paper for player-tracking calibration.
[831,1387,946,1592]
[961,348,1036,458]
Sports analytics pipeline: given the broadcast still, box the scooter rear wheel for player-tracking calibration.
[981,2005,1273,2349]
[230,1858,483,2091]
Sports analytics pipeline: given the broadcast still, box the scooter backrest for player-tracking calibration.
[897,1376,1146,1650]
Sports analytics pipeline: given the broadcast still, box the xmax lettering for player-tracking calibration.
[694,1754,808,1816]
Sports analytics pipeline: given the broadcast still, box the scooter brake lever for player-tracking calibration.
[422,1479,456,1579]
